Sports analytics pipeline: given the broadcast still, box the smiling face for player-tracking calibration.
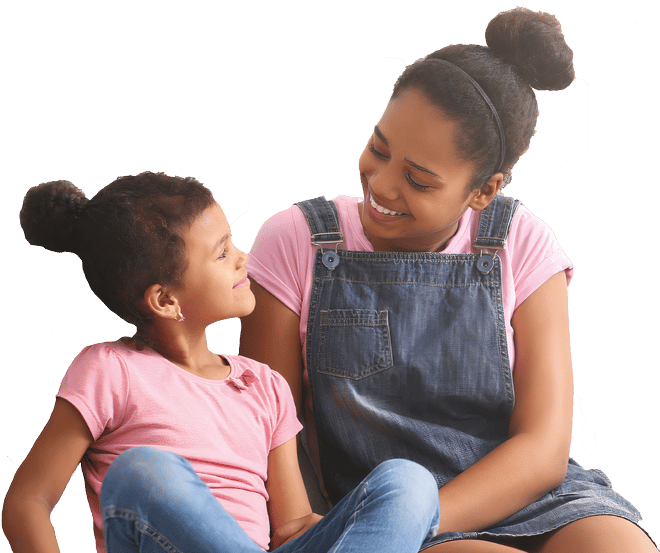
[359,88,494,253]
[173,202,255,326]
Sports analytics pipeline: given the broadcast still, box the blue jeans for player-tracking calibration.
[101,447,440,553]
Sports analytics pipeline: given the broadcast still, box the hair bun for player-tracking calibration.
[485,7,575,91]
[20,180,88,253]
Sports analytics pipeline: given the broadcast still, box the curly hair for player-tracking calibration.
[20,172,215,343]
[391,7,575,189]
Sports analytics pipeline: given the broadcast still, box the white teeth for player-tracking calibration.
[370,195,404,216]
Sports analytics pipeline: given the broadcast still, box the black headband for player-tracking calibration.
[424,57,506,173]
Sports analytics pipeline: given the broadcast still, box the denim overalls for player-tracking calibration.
[295,195,644,546]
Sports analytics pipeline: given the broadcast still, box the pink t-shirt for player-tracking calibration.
[247,195,574,373]
[57,340,302,553]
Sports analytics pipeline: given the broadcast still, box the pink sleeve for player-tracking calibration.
[57,343,129,440]
[268,370,303,451]
[247,205,312,317]
[508,206,574,310]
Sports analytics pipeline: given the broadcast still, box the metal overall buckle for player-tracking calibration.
[312,233,344,269]
[477,249,499,275]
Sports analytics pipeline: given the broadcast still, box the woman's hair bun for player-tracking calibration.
[485,7,575,91]
[20,180,88,253]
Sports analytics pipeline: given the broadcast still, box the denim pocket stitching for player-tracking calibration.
[317,309,393,380]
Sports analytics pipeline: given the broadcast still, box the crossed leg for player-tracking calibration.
[422,540,524,552]
[530,515,657,553]
[421,515,657,553]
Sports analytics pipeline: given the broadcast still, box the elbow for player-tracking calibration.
[519,434,569,494]
[2,486,53,545]
[547,453,569,490]
[536,443,570,493]
[2,487,17,530]
[2,491,21,544]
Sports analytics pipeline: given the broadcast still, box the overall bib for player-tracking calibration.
[296,195,643,547]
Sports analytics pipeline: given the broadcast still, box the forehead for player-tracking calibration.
[379,88,461,161]
[185,203,229,246]
[196,202,227,225]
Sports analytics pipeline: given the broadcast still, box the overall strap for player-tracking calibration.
[473,195,520,250]
[295,197,344,269]
[295,196,344,246]
[473,195,520,274]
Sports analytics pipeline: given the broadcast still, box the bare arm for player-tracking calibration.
[3,398,94,553]
[241,281,328,505]
[240,280,304,413]
[435,270,573,533]
[266,437,321,549]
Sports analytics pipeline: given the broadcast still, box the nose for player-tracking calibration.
[236,248,249,268]
[369,166,400,201]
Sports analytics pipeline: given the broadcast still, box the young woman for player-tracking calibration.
[2,172,440,553]
[240,8,658,553]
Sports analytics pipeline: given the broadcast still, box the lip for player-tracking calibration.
[365,192,410,223]
[233,275,250,289]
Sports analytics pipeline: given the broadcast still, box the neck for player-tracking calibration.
[366,229,456,253]
[146,323,230,380]
[357,200,461,253]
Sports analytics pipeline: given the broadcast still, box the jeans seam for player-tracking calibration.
[332,480,370,551]
[104,505,184,553]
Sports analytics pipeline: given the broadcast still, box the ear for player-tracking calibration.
[143,284,180,322]
[467,172,505,212]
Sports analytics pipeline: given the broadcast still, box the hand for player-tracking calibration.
[271,512,323,549]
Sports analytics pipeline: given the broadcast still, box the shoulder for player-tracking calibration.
[68,340,130,372]
[507,202,570,263]
[58,340,137,439]
[60,341,138,397]
[511,202,558,238]
[248,202,314,279]
[251,202,310,248]
[251,196,359,244]
[504,202,573,307]
[63,339,164,390]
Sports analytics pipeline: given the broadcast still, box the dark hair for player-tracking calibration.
[392,7,575,189]
[20,172,215,343]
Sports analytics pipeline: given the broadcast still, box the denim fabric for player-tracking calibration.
[297,196,644,544]
[301,196,516,504]
[101,447,440,553]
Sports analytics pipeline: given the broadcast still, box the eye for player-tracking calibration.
[407,174,431,191]
[369,141,389,160]
[218,248,229,260]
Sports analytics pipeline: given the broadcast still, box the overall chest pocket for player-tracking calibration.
[317,309,393,379]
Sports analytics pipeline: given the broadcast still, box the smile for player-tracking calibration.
[369,195,406,216]
[233,276,250,289]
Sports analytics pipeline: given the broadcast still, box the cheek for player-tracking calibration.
[358,147,374,176]
[406,195,453,225]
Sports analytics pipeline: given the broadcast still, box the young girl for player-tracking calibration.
[239,8,657,553]
[2,172,441,553]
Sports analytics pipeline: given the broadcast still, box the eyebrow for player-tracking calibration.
[213,234,230,251]
[374,125,388,146]
[374,125,441,179]
[405,158,440,178]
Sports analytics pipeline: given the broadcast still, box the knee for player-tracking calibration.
[105,446,174,483]
[368,459,440,533]
[101,447,190,507]
[370,459,439,506]
[110,445,166,468]
[373,458,437,488]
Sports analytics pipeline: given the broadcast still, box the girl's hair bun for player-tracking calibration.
[20,180,88,253]
[485,7,575,91]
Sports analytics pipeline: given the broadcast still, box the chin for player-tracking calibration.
[240,298,257,318]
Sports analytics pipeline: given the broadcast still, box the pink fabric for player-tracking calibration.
[57,340,302,553]
[247,195,574,373]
